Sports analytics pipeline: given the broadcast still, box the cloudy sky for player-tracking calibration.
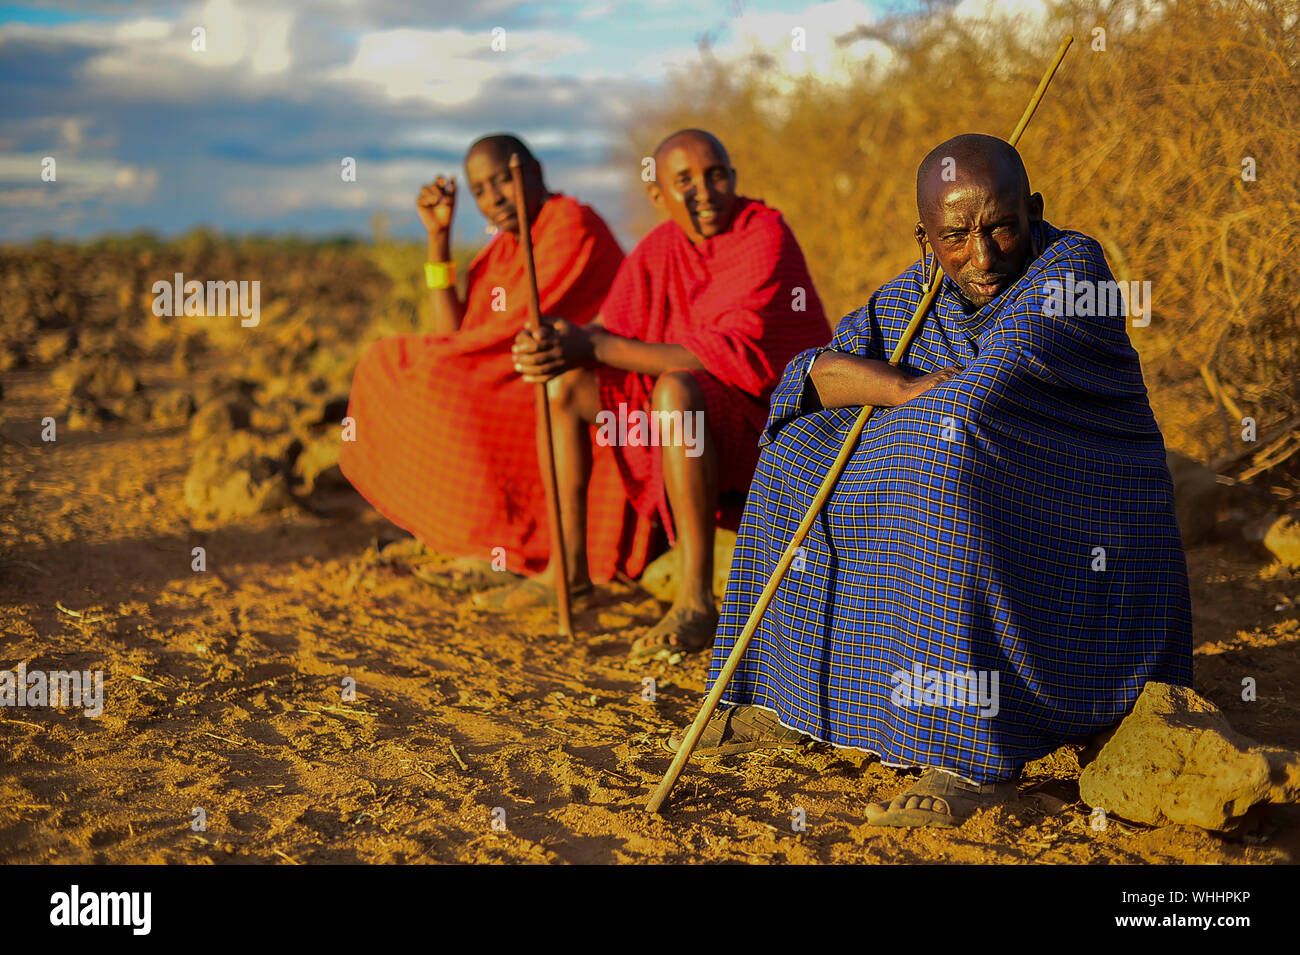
[0,0,1026,247]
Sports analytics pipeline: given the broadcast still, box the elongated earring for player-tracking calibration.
[917,234,931,285]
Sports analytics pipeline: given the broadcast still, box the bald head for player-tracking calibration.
[654,128,731,168]
[916,133,1030,220]
[648,128,739,244]
[467,133,538,168]
[913,133,1043,308]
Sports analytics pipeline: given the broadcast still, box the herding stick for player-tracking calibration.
[510,153,574,639]
[647,36,1075,813]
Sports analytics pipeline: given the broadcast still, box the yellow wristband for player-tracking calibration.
[424,261,455,290]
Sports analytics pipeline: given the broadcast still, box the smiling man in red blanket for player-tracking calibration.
[340,134,650,584]
[481,129,831,661]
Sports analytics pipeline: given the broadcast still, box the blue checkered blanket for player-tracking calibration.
[707,222,1193,783]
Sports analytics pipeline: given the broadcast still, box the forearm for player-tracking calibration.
[426,232,465,335]
[589,330,704,376]
[809,351,910,409]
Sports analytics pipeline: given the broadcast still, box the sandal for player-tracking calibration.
[629,606,718,662]
[664,704,811,757]
[865,769,1017,828]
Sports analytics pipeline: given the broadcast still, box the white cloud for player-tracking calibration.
[80,0,296,96]
[328,26,588,106]
[639,0,890,81]
[0,153,159,208]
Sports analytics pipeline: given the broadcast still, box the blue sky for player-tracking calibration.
[0,0,937,248]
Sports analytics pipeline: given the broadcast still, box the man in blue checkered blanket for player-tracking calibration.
[669,133,1193,828]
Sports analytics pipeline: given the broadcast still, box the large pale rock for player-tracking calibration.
[1166,450,1221,545]
[639,528,737,602]
[1079,682,1300,830]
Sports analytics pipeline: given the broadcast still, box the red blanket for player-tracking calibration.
[595,196,831,538]
[340,195,650,581]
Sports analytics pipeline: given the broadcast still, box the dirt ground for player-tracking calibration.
[2,359,1298,865]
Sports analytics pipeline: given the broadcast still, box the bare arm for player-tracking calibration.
[589,330,703,377]
[426,230,465,335]
[417,177,466,335]
[809,350,963,409]
[512,322,704,383]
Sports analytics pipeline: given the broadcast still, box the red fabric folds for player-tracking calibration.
[594,196,832,539]
[340,195,648,581]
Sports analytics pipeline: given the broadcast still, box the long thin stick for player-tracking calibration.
[510,154,573,639]
[647,35,1074,814]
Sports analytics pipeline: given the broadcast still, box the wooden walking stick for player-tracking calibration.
[647,36,1074,813]
[510,153,573,639]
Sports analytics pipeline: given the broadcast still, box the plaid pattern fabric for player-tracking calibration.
[707,221,1194,783]
[340,195,654,581]
[596,197,831,539]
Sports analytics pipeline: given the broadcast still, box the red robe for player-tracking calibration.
[595,196,831,539]
[340,195,649,581]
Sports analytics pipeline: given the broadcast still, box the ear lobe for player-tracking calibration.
[645,182,663,208]
[1028,192,1045,221]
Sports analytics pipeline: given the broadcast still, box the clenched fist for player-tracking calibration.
[417,176,456,237]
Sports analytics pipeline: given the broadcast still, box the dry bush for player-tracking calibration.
[622,0,1300,464]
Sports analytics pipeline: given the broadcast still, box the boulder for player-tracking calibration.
[63,391,117,430]
[183,431,295,521]
[188,395,253,441]
[294,433,345,494]
[1078,681,1300,830]
[50,353,140,399]
[32,329,75,365]
[640,528,738,603]
[149,388,197,427]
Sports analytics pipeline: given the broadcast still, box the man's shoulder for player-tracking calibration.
[730,196,799,245]
[542,193,614,237]
[1035,223,1109,277]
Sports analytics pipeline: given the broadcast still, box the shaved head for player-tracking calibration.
[654,128,731,168]
[913,133,1043,308]
[648,128,739,244]
[467,133,538,167]
[916,133,1030,221]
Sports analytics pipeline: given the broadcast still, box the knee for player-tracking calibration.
[546,367,594,418]
[651,369,703,413]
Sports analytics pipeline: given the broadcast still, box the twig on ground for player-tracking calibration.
[448,744,470,772]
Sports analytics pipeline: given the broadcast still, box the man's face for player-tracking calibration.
[465,147,542,235]
[650,139,738,242]
[920,173,1042,308]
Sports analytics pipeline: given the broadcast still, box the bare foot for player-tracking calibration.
[470,577,593,613]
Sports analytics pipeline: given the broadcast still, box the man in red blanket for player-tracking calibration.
[340,135,650,583]
[483,129,831,661]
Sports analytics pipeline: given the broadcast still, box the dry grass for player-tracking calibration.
[623,0,1300,461]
